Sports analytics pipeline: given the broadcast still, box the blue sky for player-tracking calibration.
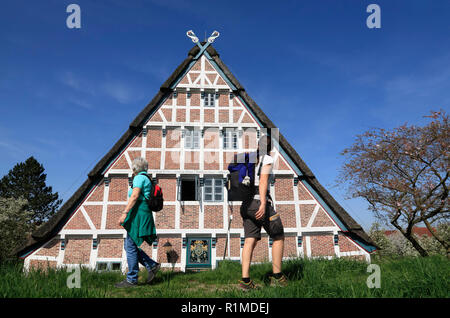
[1,0,449,231]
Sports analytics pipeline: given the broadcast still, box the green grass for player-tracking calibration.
[1,256,448,298]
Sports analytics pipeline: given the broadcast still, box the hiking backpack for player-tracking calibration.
[227,152,257,201]
[132,174,164,212]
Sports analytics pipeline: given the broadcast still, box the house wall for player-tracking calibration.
[24,55,370,272]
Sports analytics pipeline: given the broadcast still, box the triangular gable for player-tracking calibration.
[17,42,376,258]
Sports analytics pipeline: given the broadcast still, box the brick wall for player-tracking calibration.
[29,260,57,270]
[300,204,316,227]
[283,235,298,258]
[145,151,161,170]
[106,205,126,229]
[309,234,335,257]
[35,238,60,257]
[219,93,229,107]
[253,237,269,262]
[108,176,129,202]
[180,205,199,229]
[338,234,361,252]
[87,180,104,202]
[311,208,335,227]
[84,205,102,229]
[190,93,200,106]
[203,128,219,149]
[204,109,215,123]
[97,237,123,258]
[203,151,220,170]
[164,151,181,169]
[176,109,186,122]
[184,151,200,170]
[298,183,314,200]
[229,235,241,257]
[275,204,296,228]
[274,178,294,201]
[154,205,175,229]
[203,205,223,229]
[157,177,177,201]
[147,128,162,148]
[157,236,181,264]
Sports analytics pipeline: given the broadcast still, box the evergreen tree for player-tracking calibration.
[0,156,62,226]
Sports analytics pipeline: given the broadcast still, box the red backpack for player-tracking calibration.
[134,174,164,212]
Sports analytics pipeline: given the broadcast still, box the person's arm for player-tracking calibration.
[119,187,141,226]
[255,164,272,220]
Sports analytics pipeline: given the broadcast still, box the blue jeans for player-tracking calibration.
[124,234,158,284]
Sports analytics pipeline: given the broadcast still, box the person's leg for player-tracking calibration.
[271,236,285,274]
[241,237,258,279]
[137,247,158,271]
[124,235,139,284]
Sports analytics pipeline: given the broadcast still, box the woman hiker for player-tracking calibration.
[239,135,288,290]
[115,157,160,288]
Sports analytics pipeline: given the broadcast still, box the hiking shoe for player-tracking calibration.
[239,280,259,291]
[146,270,155,284]
[270,274,288,287]
[115,279,137,288]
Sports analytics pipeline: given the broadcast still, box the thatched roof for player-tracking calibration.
[17,43,376,257]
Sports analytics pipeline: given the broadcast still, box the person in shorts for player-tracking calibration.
[239,135,288,290]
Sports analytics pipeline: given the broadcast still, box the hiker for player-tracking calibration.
[239,135,288,290]
[115,157,160,288]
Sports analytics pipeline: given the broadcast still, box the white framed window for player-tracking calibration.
[177,176,201,201]
[223,130,238,149]
[204,177,223,202]
[204,92,215,107]
[185,128,200,149]
[95,261,122,272]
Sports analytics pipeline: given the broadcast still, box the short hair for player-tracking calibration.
[131,157,148,174]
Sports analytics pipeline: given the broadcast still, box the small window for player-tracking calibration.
[223,130,238,149]
[204,178,223,202]
[111,262,122,271]
[204,92,215,107]
[95,261,121,272]
[96,262,108,272]
[185,128,200,149]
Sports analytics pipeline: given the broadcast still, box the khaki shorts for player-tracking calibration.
[240,199,284,241]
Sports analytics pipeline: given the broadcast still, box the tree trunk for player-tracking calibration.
[423,220,450,257]
[391,221,429,257]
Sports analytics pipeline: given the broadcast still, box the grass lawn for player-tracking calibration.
[0,256,448,298]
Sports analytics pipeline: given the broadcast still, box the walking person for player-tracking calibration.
[239,135,288,290]
[115,157,160,288]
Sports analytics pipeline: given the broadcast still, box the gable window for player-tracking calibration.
[204,92,215,107]
[204,178,223,202]
[178,176,201,201]
[223,130,238,149]
[185,128,200,149]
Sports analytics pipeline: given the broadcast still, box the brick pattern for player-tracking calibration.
[111,155,130,170]
[215,235,226,259]
[190,109,200,122]
[108,176,129,202]
[35,238,60,257]
[157,236,181,263]
[190,93,200,106]
[29,260,57,270]
[219,94,229,107]
[176,109,186,122]
[253,237,269,262]
[177,93,186,107]
[180,205,199,229]
[97,238,123,258]
[149,111,163,122]
[338,234,361,252]
[229,235,241,257]
[163,94,172,106]
[164,151,180,169]
[275,204,296,228]
[184,151,200,170]
[298,183,314,200]
[309,234,335,257]
[106,205,126,229]
[145,151,161,170]
[204,205,223,229]
[87,180,104,202]
[311,208,335,227]
[219,110,229,123]
[283,235,298,258]
[300,204,316,227]
[157,178,177,201]
[166,128,181,148]
[204,109,215,123]
[203,129,219,149]
[65,210,90,230]
[242,129,257,149]
[130,133,143,148]
[204,151,220,170]
[63,238,91,264]
[274,178,294,201]
[84,205,102,229]
[154,205,175,229]
[161,108,172,122]
[229,205,243,229]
